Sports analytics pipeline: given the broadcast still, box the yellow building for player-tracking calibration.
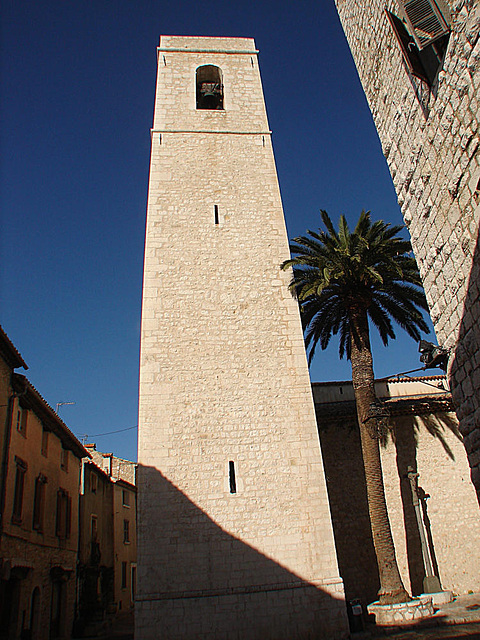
[0,327,89,640]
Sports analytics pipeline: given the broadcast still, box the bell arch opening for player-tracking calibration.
[196,65,224,110]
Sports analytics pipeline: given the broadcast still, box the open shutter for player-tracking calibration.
[399,0,449,49]
[386,11,430,84]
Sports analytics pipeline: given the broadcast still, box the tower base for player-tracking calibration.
[136,579,349,640]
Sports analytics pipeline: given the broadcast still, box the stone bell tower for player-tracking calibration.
[137,36,348,639]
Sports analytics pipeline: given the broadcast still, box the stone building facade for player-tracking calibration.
[112,478,136,613]
[314,376,480,610]
[0,326,28,509]
[0,340,88,640]
[77,461,114,634]
[137,35,349,639]
[334,0,480,499]
[80,444,137,622]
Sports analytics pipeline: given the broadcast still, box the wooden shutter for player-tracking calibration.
[399,0,449,49]
[386,11,430,84]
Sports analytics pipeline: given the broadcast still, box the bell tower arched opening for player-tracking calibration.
[196,65,224,110]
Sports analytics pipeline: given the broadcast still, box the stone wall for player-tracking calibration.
[137,35,349,639]
[334,0,480,498]
[314,377,480,607]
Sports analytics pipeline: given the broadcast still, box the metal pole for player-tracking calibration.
[407,466,441,593]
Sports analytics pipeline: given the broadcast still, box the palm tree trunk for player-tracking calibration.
[349,305,410,605]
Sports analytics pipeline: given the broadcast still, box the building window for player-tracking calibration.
[196,65,224,110]
[121,562,127,589]
[32,474,47,531]
[90,473,97,494]
[16,406,28,437]
[60,447,68,472]
[55,489,71,539]
[386,3,450,87]
[400,0,450,50]
[122,490,130,507]
[41,429,49,457]
[12,457,27,524]
[229,460,237,494]
[123,519,130,544]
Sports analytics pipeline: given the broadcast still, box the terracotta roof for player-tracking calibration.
[0,326,28,370]
[12,374,91,460]
[113,477,137,491]
[315,393,453,420]
[311,374,446,387]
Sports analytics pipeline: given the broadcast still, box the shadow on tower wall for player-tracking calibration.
[448,222,480,505]
[135,464,350,640]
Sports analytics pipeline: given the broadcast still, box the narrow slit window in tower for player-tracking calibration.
[214,205,219,225]
[196,65,224,110]
[229,461,237,494]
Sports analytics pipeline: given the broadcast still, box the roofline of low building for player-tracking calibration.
[314,393,454,419]
[12,373,91,460]
[113,477,137,491]
[311,374,446,387]
[83,459,112,481]
[0,326,28,370]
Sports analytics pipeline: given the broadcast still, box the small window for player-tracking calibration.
[16,406,27,437]
[122,490,130,507]
[41,429,49,457]
[121,561,127,589]
[123,519,130,544]
[90,473,98,494]
[196,65,224,110]
[229,461,237,494]
[12,457,27,524]
[60,448,68,472]
[33,474,47,531]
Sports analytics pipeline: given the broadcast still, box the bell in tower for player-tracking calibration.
[196,64,224,109]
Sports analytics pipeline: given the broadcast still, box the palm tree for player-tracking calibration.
[281,210,430,605]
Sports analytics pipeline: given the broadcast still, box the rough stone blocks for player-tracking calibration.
[137,36,349,639]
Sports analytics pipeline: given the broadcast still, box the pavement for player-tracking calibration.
[83,593,480,639]
[357,593,480,640]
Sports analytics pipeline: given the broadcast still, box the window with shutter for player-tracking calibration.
[387,5,450,88]
[12,457,27,524]
[387,11,430,83]
[399,0,450,50]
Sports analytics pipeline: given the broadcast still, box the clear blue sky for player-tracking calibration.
[1,0,433,461]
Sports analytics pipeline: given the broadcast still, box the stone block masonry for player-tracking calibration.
[335,0,480,500]
[137,36,349,639]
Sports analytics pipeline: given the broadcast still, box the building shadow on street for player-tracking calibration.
[134,464,350,640]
